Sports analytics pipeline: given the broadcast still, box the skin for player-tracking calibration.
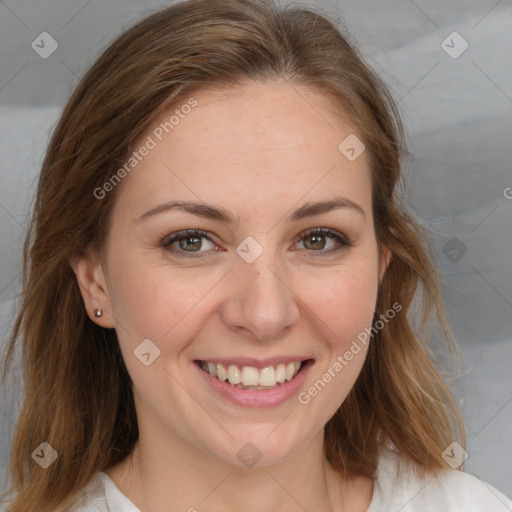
[74,80,390,512]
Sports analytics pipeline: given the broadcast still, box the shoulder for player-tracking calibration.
[368,446,512,512]
[6,471,139,512]
[0,474,109,512]
[64,472,109,512]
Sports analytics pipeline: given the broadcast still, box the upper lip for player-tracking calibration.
[195,356,313,368]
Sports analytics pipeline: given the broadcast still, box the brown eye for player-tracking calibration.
[295,228,352,254]
[303,233,328,250]
[177,235,203,252]
[161,229,217,256]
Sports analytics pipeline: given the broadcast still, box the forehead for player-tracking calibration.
[156,81,354,160]
[112,80,372,221]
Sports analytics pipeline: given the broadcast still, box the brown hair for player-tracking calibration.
[1,0,464,510]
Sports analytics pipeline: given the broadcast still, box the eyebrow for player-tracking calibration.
[135,196,365,224]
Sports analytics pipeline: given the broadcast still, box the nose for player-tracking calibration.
[220,251,300,342]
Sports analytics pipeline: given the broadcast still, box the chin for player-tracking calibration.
[202,421,317,469]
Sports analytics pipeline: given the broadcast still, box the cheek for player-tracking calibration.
[304,260,379,347]
[297,265,377,420]
[107,253,227,346]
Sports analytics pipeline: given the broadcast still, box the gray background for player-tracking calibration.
[0,0,511,501]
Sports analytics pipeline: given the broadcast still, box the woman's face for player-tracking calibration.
[79,80,389,467]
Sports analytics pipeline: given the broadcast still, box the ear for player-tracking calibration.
[70,252,115,328]
[378,244,391,284]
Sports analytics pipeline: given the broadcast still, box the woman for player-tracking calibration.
[1,0,511,511]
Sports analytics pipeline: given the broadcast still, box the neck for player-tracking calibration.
[105,396,374,512]
[118,444,338,511]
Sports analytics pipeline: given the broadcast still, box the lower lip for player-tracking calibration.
[194,360,314,408]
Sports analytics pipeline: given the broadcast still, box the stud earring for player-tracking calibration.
[94,308,103,318]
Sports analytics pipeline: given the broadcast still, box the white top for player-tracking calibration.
[67,447,512,511]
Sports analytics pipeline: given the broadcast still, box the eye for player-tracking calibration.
[160,229,219,257]
[293,227,352,255]
[160,227,352,259]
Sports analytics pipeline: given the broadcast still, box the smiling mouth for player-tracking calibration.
[195,360,311,390]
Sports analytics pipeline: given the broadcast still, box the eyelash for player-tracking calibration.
[160,228,352,258]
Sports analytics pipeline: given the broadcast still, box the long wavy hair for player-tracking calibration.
[1,0,464,510]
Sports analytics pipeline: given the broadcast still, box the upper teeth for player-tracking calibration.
[201,361,302,387]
